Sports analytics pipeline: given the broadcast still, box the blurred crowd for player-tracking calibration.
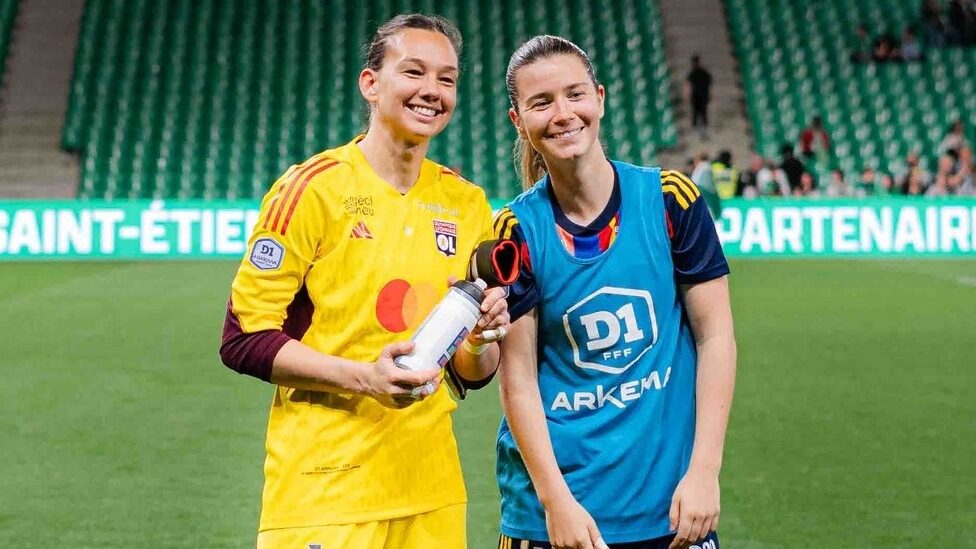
[851,0,976,63]
[920,0,976,47]
[684,118,975,199]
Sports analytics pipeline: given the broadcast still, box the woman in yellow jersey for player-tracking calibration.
[220,14,509,549]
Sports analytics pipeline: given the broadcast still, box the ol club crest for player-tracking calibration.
[433,220,457,257]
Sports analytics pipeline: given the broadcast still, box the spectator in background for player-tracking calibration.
[685,54,713,139]
[711,150,740,199]
[757,158,791,196]
[690,151,713,188]
[872,32,899,62]
[798,172,821,197]
[799,116,831,162]
[780,144,806,193]
[966,2,976,45]
[943,149,974,194]
[956,147,974,194]
[921,0,948,46]
[900,26,924,60]
[738,154,763,198]
[928,153,957,196]
[895,151,931,193]
[905,171,926,195]
[939,119,968,156]
[850,23,873,63]
[946,0,974,45]
[827,169,854,197]
[877,173,896,196]
[689,152,723,216]
[857,166,879,196]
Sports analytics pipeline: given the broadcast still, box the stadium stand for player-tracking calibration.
[727,0,976,177]
[0,0,83,198]
[654,0,753,175]
[0,0,17,93]
[61,0,677,201]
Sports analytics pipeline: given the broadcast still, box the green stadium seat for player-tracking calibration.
[64,0,676,200]
[0,0,15,65]
[727,0,976,175]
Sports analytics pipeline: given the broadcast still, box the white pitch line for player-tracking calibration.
[876,262,976,289]
[956,276,976,287]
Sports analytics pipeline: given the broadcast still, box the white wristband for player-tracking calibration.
[462,338,489,355]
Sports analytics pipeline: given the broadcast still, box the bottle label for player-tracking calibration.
[436,327,470,368]
[395,289,480,372]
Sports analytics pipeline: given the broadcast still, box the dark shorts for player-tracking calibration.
[499,531,719,549]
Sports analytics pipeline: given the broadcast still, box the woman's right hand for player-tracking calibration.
[544,494,609,549]
[363,341,441,409]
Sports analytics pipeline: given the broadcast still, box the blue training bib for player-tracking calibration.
[497,161,699,543]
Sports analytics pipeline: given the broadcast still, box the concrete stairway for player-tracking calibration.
[656,0,754,171]
[0,0,84,198]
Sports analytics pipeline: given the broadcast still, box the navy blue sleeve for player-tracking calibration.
[660,170,730,284]
[493,207,539,322]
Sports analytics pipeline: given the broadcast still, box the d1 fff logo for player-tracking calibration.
[433,219,457,257]
[563,287,658,374]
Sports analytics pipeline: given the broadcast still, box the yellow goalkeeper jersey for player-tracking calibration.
[229,136,493,529]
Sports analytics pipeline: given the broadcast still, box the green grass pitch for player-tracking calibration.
[1,260,974,547]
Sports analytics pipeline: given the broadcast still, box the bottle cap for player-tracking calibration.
[452,279,485,306]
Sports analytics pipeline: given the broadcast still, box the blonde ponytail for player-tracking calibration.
[514,137,548,190]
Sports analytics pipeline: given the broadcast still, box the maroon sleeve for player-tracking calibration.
[219,286,315,382]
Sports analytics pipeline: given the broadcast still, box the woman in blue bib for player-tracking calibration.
[493,35,737,549]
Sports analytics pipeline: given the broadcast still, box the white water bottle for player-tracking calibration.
[395,279,486,394]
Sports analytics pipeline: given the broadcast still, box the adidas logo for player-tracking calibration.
[350,220,373,239]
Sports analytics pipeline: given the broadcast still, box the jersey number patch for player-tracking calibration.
[562,287,658,374]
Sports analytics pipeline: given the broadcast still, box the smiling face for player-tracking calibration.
[359,28,459,143]
[509,53,605,167]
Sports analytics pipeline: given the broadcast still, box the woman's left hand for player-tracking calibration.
[667,467,720,549]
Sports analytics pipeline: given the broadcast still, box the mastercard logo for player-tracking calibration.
[375,279,441,333]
